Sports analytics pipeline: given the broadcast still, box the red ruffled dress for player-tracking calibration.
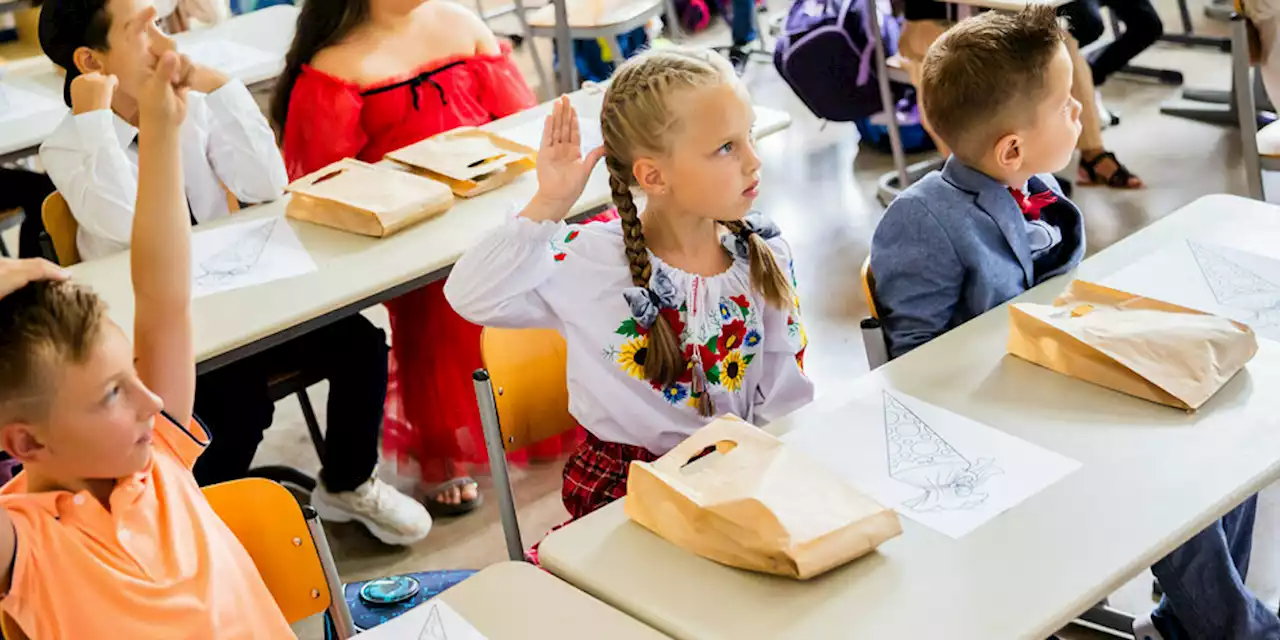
[281,46,581,485]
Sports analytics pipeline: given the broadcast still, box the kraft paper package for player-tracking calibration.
[1007,279,1258,410]
[285,159,454,238]
[385,127,536,198]
[625,415,902,580]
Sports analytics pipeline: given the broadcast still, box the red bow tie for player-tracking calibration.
[1007,188,1058,221]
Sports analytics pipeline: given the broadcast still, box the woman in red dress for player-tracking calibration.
[271,0,574,513]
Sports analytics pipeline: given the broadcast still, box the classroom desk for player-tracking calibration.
[538,194,1280,640]
[0,4,297,164]
[353,562,670,639]
[67,94,792,374]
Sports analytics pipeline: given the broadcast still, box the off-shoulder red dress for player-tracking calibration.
[281,46,578,487]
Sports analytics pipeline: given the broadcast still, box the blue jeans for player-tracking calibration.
[1150,495,1280,639]
[731,0,756,46]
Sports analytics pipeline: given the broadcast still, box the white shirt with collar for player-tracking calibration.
[39,79,288,261]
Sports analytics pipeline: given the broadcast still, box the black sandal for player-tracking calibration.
[1078,151,1142,189]
[425,476,483,516]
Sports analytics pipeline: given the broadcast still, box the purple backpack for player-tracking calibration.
[773,0,903,122]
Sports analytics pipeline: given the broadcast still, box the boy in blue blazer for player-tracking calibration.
[870,8,1278,639]
[871,6,1085,359]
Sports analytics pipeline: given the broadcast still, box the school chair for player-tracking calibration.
[1160,0,1272,131]
[40,192,329,494]
[473,327,577,561]
[517,0,668,92]
[1233,7,1280,201]
[0,478,357,640]
[859,257,890,370]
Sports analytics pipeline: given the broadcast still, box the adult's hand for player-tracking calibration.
[0,258,69,300]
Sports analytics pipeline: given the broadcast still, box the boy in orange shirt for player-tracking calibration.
[0,50,294,639]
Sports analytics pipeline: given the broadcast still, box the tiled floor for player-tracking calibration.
[5,1,1274,637]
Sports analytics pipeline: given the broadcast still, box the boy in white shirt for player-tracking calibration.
[35,0,434,545]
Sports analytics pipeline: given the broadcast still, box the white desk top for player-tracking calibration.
[67,93,792,369]
[354,562,669,639]
[539,194,1280,640]
[0,5,297,161]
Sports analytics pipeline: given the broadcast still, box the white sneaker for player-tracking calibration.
[312,477,433,546]
[1096,90,1119,129]
[1132,612,1166,640]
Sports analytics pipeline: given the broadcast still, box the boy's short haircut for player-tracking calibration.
[919,5,1067,163]
[38,0,113,106]
[0,282,106,422]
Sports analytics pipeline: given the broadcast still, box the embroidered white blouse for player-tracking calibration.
[445,214,815,454]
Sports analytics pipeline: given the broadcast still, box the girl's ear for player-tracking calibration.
[632,156,666,196]
[72,46,104,75]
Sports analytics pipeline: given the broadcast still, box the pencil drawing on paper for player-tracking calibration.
[883,391,1002,512]
[195,218,276,287]
[419,603,447,640]
[1187,241,1280,332]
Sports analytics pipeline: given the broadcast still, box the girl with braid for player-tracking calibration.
[445,47,813,520]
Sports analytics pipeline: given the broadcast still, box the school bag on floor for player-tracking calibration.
[774,0,904,122]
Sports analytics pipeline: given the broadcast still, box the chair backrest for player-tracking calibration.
[201,478,335,625]
[861,256,879,320]
[41,192,80,267]
[0,479,342,640]
[479,327,578,451]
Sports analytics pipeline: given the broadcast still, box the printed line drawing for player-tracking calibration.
[1187,241,1280,333]
[419,603,448,640]
[883,391,1002,512]
[1188,241,1280,304]
[195,218,276,287]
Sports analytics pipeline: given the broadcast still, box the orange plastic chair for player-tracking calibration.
[860,256,890,369]
[0,479,356,640]
[41,192,80,267]
[474,327,577,560]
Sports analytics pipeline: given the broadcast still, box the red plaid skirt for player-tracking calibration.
[561,432,659,520]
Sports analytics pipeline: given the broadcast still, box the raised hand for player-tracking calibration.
[523,96,606,222]
[0,258,68,300]
[69,72,119,115]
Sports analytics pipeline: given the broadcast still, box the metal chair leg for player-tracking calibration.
[510,0,554,101]
[1234,16,1267,201]
[305,505,357,640]
[474,370,526,562]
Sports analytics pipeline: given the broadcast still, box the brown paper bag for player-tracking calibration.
[285,159,454,238]
[385,128,536,198]
[1007,280,1258,410]
[624,415,902,580]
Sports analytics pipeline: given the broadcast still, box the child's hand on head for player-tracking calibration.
[69,72,119,115]
[0,258,68,300]
[138,51,189,128]
[526,96,606,222]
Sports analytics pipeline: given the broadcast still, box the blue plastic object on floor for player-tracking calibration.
[324,570,477,638]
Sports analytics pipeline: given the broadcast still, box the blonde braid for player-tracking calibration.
[721,220,795,310]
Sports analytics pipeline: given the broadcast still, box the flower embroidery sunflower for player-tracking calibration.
[617,337,649,380]
[660,383,689,405]
[721,350,748,392]
[718,319,747,354]
[745,329,762,348]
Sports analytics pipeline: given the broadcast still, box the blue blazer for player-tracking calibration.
[870,157,1085,358]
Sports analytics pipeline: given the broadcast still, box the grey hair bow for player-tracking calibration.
[722,211,782,259]
[622,269,679,329]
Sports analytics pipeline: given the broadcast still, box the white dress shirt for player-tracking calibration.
[444,215,814,454]
[39,80,287,261]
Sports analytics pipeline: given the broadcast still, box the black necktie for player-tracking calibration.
[132,133,197,226]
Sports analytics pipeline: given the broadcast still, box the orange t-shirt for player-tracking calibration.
[0,413,295,639]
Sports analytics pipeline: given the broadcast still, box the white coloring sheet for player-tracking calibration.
[782,389,1081,538]
[191,217,317,298]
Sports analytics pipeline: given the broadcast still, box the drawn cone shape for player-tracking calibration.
[199,218,275,279]
[419,604,447,640]
[1188,241,1280,305]
[883,392,999,512]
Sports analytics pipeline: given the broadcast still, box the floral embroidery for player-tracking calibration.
[719,300,733,322]
[661,383,689,404]
[720,350,751,392]
[550,228,583,262]
[617,337,649,380]
[718,320,747,353]
[745,330,761,348]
